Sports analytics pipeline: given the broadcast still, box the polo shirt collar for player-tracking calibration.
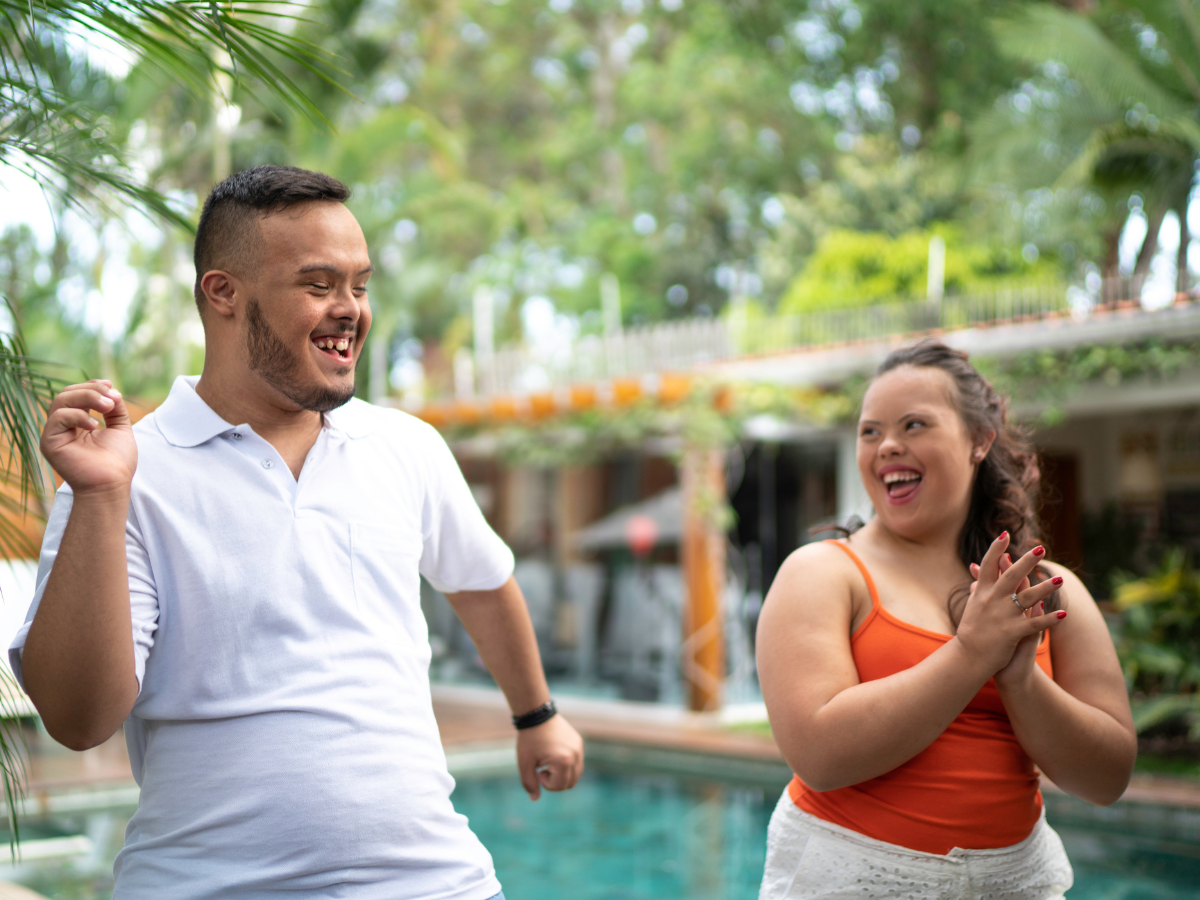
[155,376,376,447]
[155,377,235,448]
[323,401,375,440]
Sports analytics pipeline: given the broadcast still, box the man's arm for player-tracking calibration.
[21,380,139,750]
[445,577,584,800]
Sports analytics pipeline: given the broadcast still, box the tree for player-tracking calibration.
[198,0,837,399]
[975,1,1200,280]
[1,1,343,224]
[778,224,1055,313]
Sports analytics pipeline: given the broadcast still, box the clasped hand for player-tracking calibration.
[956,532,1066,684]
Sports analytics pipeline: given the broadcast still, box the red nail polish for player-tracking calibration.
[1051,576,1063,585]
[1033,546,1045,557]
[998,531,1008,541]
[1056,611,1067,619]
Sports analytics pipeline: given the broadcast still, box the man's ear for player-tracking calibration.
[199,270,240,319]
[973,429,997,463]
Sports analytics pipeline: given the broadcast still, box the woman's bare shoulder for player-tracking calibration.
[759,540,865,669]
[1038,561,1096,606]
[770,540,862,606]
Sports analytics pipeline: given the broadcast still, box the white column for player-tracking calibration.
[836,430,873,526]
[369,332,387,405]
[600,273,624,378]
[927,235,945,304]
[473,285,495,396]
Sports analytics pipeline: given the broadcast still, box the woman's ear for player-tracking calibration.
[972,429,997,463]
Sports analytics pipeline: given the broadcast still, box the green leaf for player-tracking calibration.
[1131,693,1200,733]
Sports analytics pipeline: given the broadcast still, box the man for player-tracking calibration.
[11,165,583,899]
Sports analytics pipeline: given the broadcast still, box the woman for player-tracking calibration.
[757,340,1135,899]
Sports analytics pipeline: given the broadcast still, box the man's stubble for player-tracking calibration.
[245,299,357,414]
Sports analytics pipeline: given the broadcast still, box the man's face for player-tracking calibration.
[243,202,373,413]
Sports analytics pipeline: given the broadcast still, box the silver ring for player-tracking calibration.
[1011,593,1022,609]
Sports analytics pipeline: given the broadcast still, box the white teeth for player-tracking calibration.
[882,471,921,485]
[313,338,348,352]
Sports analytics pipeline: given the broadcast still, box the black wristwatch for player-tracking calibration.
[512,699,557,730]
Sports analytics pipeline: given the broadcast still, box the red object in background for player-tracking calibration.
[625,514,658,558]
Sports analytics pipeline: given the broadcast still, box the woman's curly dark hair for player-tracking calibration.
[874,339,1044,623]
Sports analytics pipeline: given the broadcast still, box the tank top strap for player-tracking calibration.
[824,539,881,610]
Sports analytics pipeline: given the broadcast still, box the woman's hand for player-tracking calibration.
[955,532,1066,677]
[971,552,1063,688]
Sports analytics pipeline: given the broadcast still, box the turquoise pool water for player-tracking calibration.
[453,766,1200,900]
[6,765,1200,898]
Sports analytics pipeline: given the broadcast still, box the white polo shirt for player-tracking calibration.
[10,376,514,900]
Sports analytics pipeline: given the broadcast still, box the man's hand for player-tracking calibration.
[41,379,136,494]
[516,714,584,801]
[445,578,586,800]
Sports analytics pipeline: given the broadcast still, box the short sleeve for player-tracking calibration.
[416,425,514,593]
[9,486,160,692]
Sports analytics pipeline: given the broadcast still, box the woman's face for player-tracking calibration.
[857,365,992,541]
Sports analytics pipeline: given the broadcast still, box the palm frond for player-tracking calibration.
[0,1,353,230]
[0,1,349,125]
[0,325,57,860]
[994,5,1189,119]
[0,667,26,857]
[0,96,196,230]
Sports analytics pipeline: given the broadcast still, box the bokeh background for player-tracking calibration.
[4,0,1200,777]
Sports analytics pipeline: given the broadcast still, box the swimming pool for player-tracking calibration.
[454,765,1200,900]
[5,762,1199,898]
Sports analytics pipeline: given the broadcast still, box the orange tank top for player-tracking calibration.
[788,540,1052,854]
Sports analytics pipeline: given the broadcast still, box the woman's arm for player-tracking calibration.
[758,535,1062,791]
[994,563,1136,806]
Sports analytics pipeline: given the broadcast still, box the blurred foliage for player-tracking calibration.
[5,0,1190,405]
[980,339,1200,425]
[975,1,1200,276]
[779,225,1056,312]
[0,1,346,227]
[1080,503,1146,601]
[207,0,1097,394]
[448,379,854,469]
[1113,549,1200,738]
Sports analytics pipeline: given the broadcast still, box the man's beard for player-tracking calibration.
[245,299,356,413]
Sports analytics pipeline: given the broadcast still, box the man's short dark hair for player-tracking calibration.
[193,166,350,313]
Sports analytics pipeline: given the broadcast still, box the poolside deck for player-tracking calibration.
[434,684,781,760]
[12,684,1200,814]
[431,685,1200,811]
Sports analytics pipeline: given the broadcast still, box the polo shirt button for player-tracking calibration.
[262,459,274,469]
[232,433,242,440]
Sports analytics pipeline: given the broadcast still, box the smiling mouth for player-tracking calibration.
[312,335,353,360]
[882,471,922,499]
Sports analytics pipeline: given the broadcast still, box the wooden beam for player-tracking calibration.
[681,446,726,712]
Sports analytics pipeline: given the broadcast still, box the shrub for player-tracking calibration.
[1114,549,1200,739]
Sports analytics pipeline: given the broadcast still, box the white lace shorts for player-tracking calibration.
[759,791,1074,900]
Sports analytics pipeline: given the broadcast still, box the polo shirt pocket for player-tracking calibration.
[349,523,427,651]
